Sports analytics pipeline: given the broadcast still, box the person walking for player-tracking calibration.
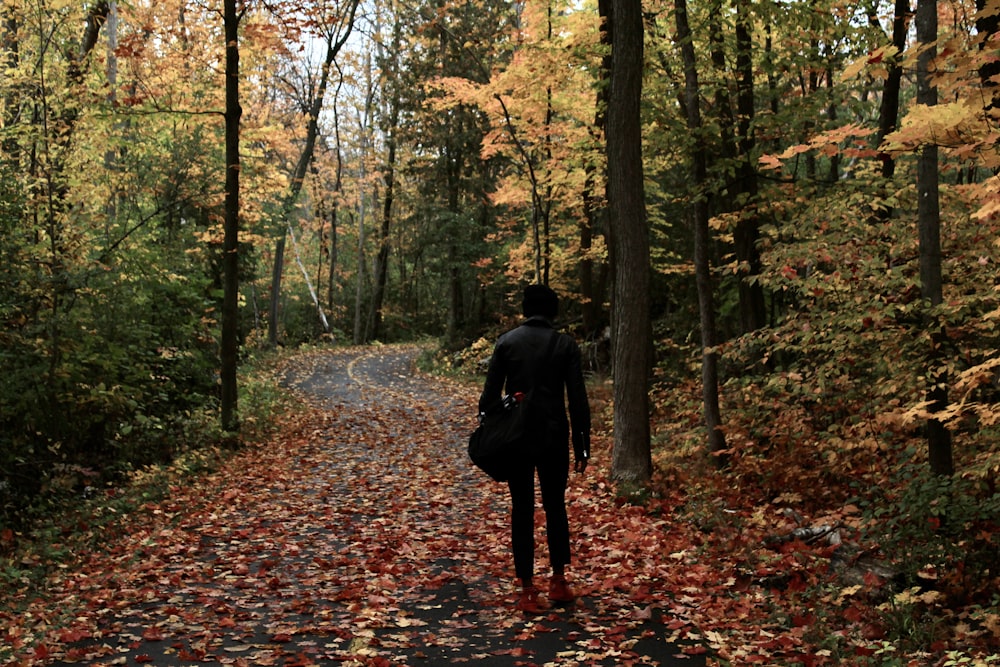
[478,284,591,614]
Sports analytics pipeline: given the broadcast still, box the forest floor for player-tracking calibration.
[3,344,996,666]
[2,345,707,667]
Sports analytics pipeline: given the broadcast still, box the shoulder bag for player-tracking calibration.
[468,329,559,482]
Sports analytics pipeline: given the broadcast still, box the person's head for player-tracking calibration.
[522,284,559,320]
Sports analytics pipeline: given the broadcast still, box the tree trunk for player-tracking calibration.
[448,256,464,346]
[268,236,285,344]
[327,72,346,315]
[580,157,603,337]
[370,13,402,342]
[371,141,393,340]
[733,0,766,334]
[267,1,359,346]
[327,203,339,314]
[676,0,727,462]
[825,53,840,181]
[709,7,737,166]
[915,0,954,476]
[603,0,652,485]
[314,167,325,301]
[1,10,16,157]
[977,0,1000,109]
[764,19,779,120]
[876,0,910,184]
[353,198,366,345]
[221,0,241,434]
[579,2,614,339]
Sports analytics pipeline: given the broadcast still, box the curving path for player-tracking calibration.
[33,345,700,667]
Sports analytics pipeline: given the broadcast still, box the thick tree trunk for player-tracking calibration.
[915,0,953,476]
[48,1,110,183]
[221,0,241,434]
[676,0,727,461]
[603,0,652,485]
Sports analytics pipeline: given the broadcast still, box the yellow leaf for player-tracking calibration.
[837,585,862,601]
[841,55,868,81]
[918,590,942,604]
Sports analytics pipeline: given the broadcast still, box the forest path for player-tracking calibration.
[25,345,702,666]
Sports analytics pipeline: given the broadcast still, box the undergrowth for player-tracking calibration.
[649,369,1000,665]
[0,347,294,627]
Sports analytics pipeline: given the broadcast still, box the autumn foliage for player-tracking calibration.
[4,0,1000,665]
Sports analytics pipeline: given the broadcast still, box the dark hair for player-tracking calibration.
[522,284,559,319]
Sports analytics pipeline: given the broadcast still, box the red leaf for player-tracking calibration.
[843,605,865,623]
[862,623,885,640]
[792,613,814,627]
[863,571,884,588]
[59,627,92,643]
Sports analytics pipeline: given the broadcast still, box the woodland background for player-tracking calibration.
[2,0,1000,663]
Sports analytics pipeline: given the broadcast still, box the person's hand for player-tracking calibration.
[574,456,588,474]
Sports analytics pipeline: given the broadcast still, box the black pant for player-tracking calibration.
[507,442,570,582]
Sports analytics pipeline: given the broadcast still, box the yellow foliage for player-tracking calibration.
[882,101,984,152]
[840,45,900,82]
[431,76,486,110]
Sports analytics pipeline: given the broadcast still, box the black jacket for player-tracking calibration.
[479,316,591,461]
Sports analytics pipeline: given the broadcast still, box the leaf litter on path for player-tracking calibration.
[5,345,706,667]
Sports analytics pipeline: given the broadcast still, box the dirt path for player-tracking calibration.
[13,345,702,666]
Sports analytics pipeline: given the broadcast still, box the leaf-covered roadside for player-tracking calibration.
[641,368,1000,667]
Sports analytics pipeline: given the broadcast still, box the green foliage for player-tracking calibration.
[943,652,1000,667]
[0,254,221,528]
[237,348,299,439]
[860,461,1000,591]
[0,347,291,629]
